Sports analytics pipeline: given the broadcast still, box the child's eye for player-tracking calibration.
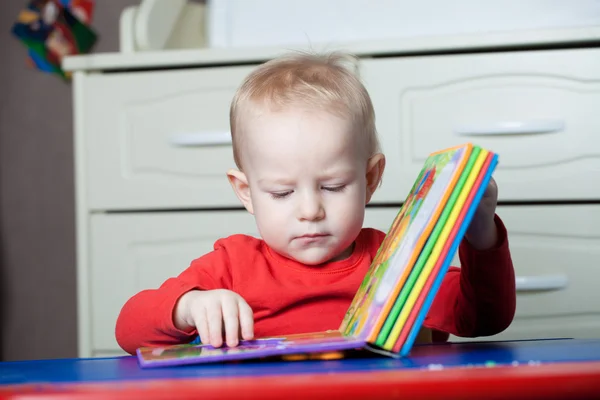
[323,185,346,193]
[270,191,293,199]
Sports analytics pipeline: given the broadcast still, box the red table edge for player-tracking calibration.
[2,360,600,400]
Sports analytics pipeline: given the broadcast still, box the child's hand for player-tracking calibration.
[465,177,499,251]
[174,289,254,348]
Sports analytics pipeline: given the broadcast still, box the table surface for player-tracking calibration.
[2,338,600,399]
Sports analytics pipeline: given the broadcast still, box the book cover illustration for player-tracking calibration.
[137,143,498,368]
[340,144,473,342]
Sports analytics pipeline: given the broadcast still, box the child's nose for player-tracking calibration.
[297,194,325,221]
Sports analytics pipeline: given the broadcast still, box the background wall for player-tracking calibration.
[0,0,138,361]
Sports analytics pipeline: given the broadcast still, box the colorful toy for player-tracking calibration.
[11,0,97,79]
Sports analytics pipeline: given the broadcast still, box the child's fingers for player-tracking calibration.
[221,296,240,347]
[237,298,254,340]
[206,303,223,348]
[483,177,498,198]
[194,307,210,347]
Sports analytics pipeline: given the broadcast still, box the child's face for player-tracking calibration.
[229,107,380,265]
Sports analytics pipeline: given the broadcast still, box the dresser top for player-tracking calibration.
[63,26,600,73]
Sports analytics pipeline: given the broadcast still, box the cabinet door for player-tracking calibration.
[361,48,600,202]
[88,210,258,353]
[81,66,257,211]
[493,205,600,321]
[87,205,600,353]
[366,204,600,340]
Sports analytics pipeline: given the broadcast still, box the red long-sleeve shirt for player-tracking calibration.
[115,216,516,355]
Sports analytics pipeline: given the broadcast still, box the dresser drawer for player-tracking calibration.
[86,205,600,352]
[80,66,257,211]
[361,48,600,202]
[88,210,258,352]
[365,204,600,326]
[497,204,600,319]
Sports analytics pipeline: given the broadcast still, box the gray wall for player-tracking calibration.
[0,0,139,361]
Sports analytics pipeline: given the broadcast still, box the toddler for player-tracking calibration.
[116,52,516,354]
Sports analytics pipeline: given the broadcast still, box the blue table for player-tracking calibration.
[1,338,600,399]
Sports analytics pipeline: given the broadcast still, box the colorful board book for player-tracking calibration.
[137,143,499,368]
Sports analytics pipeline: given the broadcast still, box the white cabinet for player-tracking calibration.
[362,48,600,202]
[498,205,600,321]
[81,66,256,210]
[67,28,600,357]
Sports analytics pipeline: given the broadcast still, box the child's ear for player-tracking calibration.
[227,169,254,214]
[365,153,386,204]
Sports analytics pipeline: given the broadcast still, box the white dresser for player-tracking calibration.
[64,27,600,358]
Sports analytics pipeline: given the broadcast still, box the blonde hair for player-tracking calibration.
[229,51,380,169]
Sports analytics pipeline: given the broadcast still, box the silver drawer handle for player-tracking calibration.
[515,274,568,292]
[454,119,565,136]
[170,132,232,147]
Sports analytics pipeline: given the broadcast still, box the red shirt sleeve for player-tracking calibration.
[425,214,517,341]
[115,241,234,355]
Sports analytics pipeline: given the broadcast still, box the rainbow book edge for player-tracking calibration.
[136,143,498,368]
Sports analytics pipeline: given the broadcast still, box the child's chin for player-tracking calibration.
[289,249,334,266]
